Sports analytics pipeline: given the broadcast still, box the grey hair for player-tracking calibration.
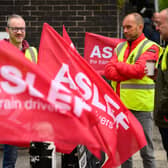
[7,14,25,27]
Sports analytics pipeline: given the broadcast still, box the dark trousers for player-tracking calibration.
[3,145,17,168]
[159,127,168,160]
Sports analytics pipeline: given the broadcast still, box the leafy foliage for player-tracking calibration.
[159,0,168,11]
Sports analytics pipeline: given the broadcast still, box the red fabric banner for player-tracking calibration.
[0,23,147,167]
[62,25,78,53]
[84,32,125,75]
[0,41,101,154]
[38,23,147,167]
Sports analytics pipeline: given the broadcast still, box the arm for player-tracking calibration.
[114,44,160,79]
[104,52,128,81]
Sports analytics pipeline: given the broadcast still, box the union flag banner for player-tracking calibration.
[84,32,125,75]
[0,40,101,154]
[38,23,147,167]
[0,22,147,167]
[62,25,78,53]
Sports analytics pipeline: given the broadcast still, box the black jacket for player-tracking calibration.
[154,44,168,127]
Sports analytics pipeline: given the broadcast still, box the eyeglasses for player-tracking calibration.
[8,27,26,33]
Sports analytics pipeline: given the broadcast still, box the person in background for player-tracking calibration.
[154,8,168,161]
[3,14,38,168]
[104,12,162,168]
[142,9,160,44]
[152,12,160,27]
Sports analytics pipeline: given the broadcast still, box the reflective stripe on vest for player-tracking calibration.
[116,39,152,62]
[121,83,155,89]
[112,38,161,111]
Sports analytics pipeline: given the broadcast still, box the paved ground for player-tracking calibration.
[131,125,168,168]
[0,125,167,168]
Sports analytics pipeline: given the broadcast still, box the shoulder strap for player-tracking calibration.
[134,39,151,62]
[28,47,36,63]
[116,42,127,56]
[161,45,168,71]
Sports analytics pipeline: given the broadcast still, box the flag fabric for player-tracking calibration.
[38,23,147,167]
[62,24,78,53]
[0,22,147,167]
[84,32,125,75]
[0,40,101,154]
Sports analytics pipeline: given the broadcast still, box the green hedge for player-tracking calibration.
[159,0,168,11]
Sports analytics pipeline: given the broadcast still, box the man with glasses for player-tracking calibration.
[2,14,38,168]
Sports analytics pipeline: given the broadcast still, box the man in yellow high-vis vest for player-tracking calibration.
[104,13,162,168]
[2,14,38,168]
[154,8,168,161]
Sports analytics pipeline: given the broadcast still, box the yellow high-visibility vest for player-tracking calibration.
[112,38,162,111]
[160,45,168,71]
[25,47,38,63]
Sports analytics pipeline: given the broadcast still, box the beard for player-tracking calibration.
[125,33,139,42]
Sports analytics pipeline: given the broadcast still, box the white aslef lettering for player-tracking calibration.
[73,96,91,117]
[54,63,77,90]
[25,72,44,98]
[90,45,101,58]
[104,94,120,120]
[102,47,112,58]
[115,112,129,130]
[0,65,26,94]
[92,84,106,111]
[75,72,92,100]
[0,65,44,98]
[47,82,72,112]
[0,63,130,130]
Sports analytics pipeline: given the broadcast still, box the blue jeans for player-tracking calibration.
[159,127,168,160]
[121,111,156,168]
[3,145,17,168]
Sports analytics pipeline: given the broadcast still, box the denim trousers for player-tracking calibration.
[159,127,168,160]
[3,145,17,168]
[121,111,156,168]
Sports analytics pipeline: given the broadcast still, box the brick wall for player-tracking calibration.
[0,0,119,55]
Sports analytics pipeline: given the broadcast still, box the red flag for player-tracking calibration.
[62,25,78,53]
[39,23,147,167]
[0,23,147,167]
[84,32,125,75]
[0,40,101,154]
